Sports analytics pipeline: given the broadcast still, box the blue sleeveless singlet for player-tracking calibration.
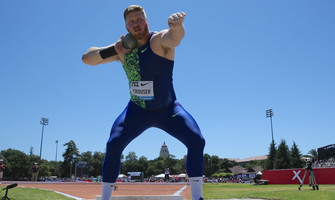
[123,32,176,110]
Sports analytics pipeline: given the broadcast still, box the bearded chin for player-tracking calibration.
[129,25,149,40]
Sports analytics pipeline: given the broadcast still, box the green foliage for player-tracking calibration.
[203,154,221,177]
[72,150,105,177]
[122,151,141,173]
[48,161,62,177]
[145,162,161,176]
[0,149,62,180]
[212,172,233,178]
[203,153,211,176]
[62,140,80,163]
[218,158,236,172]
[245,159,266,169]
[204,155,238,177]
[0,138,309,181]
[274,139,291,169]
[265,142,276,170]
[0,148,30,179]
[61,140,80,177]
[119,152,187,178]
[265,139,307,170]
[89,151,105,177]
[291,141,305,168]
[308,148,318,161]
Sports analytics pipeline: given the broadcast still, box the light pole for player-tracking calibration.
[266,109,274,144]
[55,140,58,161]
[39,117,49,160]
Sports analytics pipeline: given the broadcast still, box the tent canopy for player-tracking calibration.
[155,174,165,178]
[118,174,127,178]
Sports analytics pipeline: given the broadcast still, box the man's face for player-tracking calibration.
[125,11,149,40]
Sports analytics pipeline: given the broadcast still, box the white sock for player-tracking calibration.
[101,182,115,200]
[189,176,203,200]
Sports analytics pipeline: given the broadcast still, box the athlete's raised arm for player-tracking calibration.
[159,12,186,48]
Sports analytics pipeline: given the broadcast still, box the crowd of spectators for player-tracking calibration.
[312,157,335,168]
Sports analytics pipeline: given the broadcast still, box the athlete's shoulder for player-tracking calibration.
[149,30,175,60]
[150,30,173,47]
[151,30,167,39]
[149,31,163,47]
[149,31,160,42]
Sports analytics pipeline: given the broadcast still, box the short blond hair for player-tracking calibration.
[124,5,147,21]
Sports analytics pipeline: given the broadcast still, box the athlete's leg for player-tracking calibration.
[102,101,150,200]
[155,101,205,176]
[103,101,150,182]
[154,101,205,200]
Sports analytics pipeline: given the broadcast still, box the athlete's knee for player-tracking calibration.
[187,133,205,151]
[106,136,124,154]
[199,137,206,149]
[104,137,124,170]
[197,136,206,150]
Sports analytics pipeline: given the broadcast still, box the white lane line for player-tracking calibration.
[24,187,84,200]
[173,185,187,196]
[54,190,84,200]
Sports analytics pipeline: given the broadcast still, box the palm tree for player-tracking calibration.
[308,149,318,161]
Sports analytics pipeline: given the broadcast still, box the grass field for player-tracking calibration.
[0,186,73,200]
[1,183,335,199]
[203,183,335,200]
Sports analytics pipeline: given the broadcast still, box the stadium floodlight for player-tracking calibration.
[39,117,49,160]
[266,109,274,144]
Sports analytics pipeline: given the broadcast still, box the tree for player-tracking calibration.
[38,160,52,177]
[169,156,183,175]
[274,139,291,169]
[146,161,161,177]
[218,158,236,173]
[80,151,93,162]
[290,141,305,168]
[245,159,266,170]
[61,140,80,177]
[48,161,62,177]
[163,155,178,175]
[210,155,220,175]
[138,156,149,174]
[203,153,211,177]
[90,151,104,177]
[180,155,187,172]
[308,149,318,161]
[203,154,221,177]
[266,142,276,170]
[0,149,30,179]
[122,151,140,173]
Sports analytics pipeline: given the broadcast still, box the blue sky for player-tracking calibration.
[1,0,334,162]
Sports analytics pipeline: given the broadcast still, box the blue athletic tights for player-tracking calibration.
[102,100,205,182]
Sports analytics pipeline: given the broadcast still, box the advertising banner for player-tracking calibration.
[262,168,335,184]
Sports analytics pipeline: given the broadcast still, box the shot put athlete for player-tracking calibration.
[82,5,205,200]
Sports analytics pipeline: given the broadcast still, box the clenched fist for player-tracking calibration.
[168,12,186,28]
